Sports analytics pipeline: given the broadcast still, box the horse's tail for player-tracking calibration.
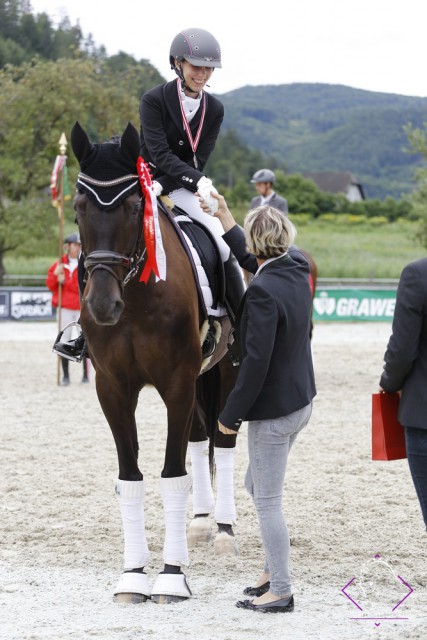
[195,364,221,480]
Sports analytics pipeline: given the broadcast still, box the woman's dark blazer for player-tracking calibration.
[380,258,427,429]
[219,225,316,431]
[139,80,224,195]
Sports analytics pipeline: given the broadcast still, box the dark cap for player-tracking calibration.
[64,232,81,244]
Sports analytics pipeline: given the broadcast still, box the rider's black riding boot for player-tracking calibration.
[201,253,245,360]
[53,253,87,363]
[224,253,246,325]
[223,253,246,365]
[53,330,86,362]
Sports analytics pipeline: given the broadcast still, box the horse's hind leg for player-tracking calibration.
[188,361,239,555]
[213,435,239,556]
[187,403,214,546]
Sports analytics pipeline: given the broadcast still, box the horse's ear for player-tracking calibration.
[120,122,140,164]
[71,121,94,165]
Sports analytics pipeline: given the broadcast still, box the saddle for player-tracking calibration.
[157,198,226,323]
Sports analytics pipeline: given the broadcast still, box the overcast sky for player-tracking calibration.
[29,0,427,98]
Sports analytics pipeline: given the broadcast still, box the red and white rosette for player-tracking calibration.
[136,157,166,283]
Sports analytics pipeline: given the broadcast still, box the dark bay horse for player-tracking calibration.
[70,122,238,605]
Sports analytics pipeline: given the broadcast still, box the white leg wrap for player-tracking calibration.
[115,479,150,570]
[188,440,214,516]
[214,447,237,525]
[160,474,192,566]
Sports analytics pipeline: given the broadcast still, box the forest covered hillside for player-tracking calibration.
[218,83,427,199]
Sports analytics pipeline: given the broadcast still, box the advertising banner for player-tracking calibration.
[313,288,396,322]
[1,286,398,322]
[0,288,54,321]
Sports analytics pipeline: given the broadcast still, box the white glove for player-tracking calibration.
[197,176,218,214]
[151,180,163,197]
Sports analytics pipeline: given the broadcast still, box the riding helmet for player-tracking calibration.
[251,169,276,184]
[169,28,222,69]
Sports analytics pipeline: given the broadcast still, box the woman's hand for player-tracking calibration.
[197,191,237,233]
[218,421,238,435]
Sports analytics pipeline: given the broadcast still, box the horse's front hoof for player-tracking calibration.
[188,516,212,546]
[214,531,239,556]
[151,572,192,604]
[114,571,151,604]
[151,593,188,604]
[114,592,148,604]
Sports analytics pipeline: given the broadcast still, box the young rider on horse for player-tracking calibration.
[54,27,245,362]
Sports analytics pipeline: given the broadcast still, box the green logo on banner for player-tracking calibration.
[313,289,396,321]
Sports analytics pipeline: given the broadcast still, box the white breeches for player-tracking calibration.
[168,188,230,262]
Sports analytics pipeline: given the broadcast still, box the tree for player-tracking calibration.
[405,122,427,247]
[0,55,162,281]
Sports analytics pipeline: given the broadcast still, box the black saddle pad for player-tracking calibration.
[171,206,225,311]
[178,219,223,307]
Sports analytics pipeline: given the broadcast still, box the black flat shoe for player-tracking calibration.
[236,594,294,614]
[243,581,270,597]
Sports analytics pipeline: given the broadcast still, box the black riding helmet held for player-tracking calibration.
[169,28,222,70]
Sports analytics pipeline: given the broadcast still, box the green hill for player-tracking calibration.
[218,83,427,199]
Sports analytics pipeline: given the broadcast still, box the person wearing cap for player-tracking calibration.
[46,233,88,385]
[139,27,245,353]
[250,169,288,215]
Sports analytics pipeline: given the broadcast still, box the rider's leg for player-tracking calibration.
[53,256,86,361]
[168,188,246,321]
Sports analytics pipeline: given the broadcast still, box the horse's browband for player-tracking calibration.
[78,172,138,187]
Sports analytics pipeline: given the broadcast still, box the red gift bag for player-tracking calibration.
[372,392,407,461]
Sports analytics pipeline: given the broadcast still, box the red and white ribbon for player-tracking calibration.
[177,78,206,167]
[136,157,166,283]
[50,155,66,205]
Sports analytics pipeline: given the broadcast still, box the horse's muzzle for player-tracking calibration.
[83,274,125,326]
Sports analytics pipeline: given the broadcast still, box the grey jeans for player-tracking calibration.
[245,402,313,596]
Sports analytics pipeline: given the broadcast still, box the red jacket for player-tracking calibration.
[46,255,80,310]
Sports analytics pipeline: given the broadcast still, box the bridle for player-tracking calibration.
[78,172,147,291]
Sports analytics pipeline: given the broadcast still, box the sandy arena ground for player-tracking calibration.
[1,320,426,640]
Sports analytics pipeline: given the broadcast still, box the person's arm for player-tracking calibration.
[46,261,63,292]
[380,262,425,392]
[199,193,258,273]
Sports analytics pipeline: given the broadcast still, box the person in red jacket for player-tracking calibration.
[46,233,88,385]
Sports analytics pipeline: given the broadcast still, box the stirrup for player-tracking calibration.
[202,327,216,358]
[52,322,86,363]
